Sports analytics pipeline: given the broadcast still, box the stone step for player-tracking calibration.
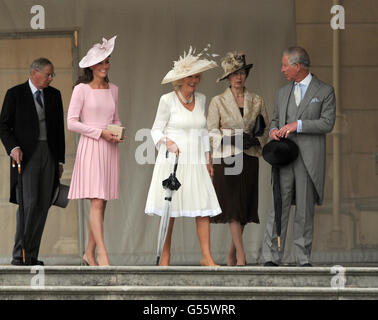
[1,285,378,300]
[0,266,377,288]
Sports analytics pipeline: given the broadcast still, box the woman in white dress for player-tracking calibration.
[145,46,221,266]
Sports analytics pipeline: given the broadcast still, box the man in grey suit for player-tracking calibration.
[262,46,336,267]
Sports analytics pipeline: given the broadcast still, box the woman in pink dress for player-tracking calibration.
[67,36,123,266]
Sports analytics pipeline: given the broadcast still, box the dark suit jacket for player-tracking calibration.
[0,80,65,204]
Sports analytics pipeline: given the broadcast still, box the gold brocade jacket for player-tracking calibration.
[207,87,269,159]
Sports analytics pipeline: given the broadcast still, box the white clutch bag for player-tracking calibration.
[107,124,125,140]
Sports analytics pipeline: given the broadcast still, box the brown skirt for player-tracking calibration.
[210,153,259,225]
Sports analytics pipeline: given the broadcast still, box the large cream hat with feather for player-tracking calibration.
[161,45,218,84]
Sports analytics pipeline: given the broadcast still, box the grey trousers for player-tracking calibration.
[262,153,316,265]
[13,141,56,261]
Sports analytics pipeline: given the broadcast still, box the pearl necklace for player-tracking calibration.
[177,90,194,104]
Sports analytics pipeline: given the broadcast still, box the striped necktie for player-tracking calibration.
[34,90,44,108]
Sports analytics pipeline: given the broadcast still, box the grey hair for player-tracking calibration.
[283,46,310,68]
[30,57,53,74]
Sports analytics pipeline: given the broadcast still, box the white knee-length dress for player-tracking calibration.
[145,91,221,218]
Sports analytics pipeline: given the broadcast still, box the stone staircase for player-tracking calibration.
[1,265,378,299]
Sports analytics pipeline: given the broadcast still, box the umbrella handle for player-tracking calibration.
[12,159,21,174]
[165,151,179,175]
[173,154,179,175]
[14,159,25,264]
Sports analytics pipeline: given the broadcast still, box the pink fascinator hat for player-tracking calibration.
[79,36,117,68]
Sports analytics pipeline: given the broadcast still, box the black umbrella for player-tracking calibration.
[156,152,181,265]
[13,160,26,264]
[272,166,282,250]
[262,138,299,251]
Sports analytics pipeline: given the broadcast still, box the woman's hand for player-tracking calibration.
[206,162,214,177]
[101,129,123,143]
[163,138,179,156]
[206,152,214,177]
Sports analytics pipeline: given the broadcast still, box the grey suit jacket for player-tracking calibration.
[270,74,336,205]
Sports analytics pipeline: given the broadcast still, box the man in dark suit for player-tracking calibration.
[0,57,65,265]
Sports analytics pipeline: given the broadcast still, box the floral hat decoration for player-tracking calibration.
[217,51,253,82]
[161,44,219,84]
[79,36,117,68]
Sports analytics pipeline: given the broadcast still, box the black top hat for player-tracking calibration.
[262,138,299,167]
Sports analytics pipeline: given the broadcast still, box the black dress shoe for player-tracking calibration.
[11,258,28,266]
[264,261,279,266]
[300,263,312,267]
[30,258,44,266]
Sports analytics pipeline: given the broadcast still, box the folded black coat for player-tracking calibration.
[52,183,70,208]
[262,138,299,250]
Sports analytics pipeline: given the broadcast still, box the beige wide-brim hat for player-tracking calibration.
[161,46,218,84]
[79,36,117,68]
[217,52,253,82]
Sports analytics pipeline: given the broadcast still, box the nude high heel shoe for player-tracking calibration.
[81,254,90,266]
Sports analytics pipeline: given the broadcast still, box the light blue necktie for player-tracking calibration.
[294,83,301,106]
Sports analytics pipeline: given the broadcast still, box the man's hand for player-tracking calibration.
[277,121,298,138]
[270,129,280,141]
[11,148,23,164]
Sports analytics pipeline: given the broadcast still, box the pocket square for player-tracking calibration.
[311,97,320,103]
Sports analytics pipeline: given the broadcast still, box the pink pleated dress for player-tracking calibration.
[67,83,121,200]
